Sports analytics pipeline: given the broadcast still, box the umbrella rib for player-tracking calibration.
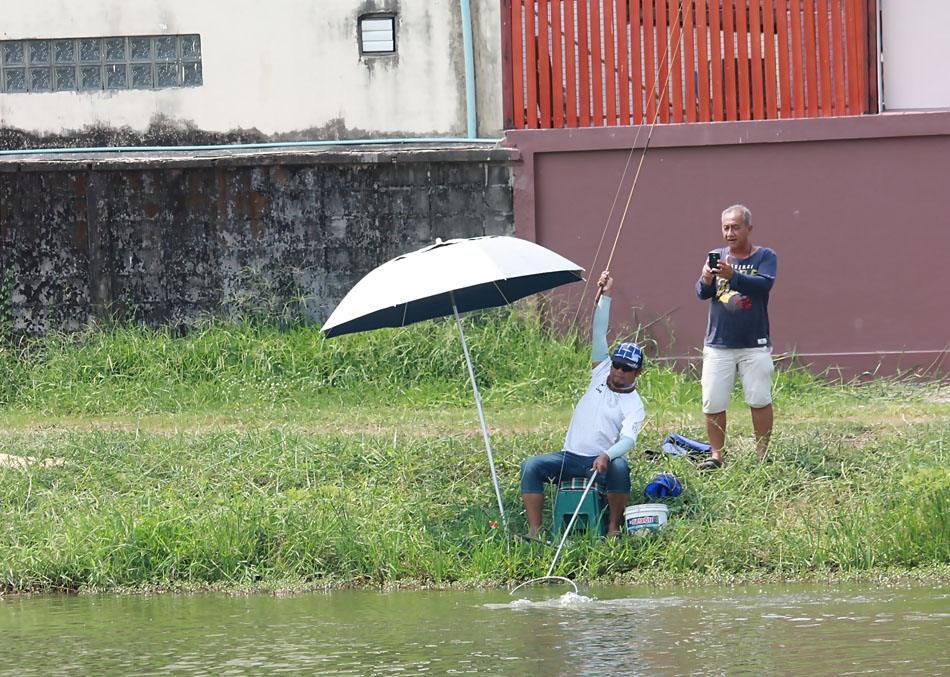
[401,302,408,327]
[492,280,511,306]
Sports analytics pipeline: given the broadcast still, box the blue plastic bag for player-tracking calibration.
[644,473,684,499]
[661,433,711,457]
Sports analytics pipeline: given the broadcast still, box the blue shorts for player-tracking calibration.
[520,451,631,494]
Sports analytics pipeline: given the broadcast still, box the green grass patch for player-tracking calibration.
[0,308,947,592]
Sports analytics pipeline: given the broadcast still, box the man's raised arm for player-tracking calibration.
[591,271,612,367]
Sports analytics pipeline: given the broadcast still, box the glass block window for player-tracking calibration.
[1,34,202,93]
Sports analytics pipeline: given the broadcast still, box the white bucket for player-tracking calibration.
[624,503,669,534]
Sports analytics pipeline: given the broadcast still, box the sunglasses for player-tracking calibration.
[611,361,636,372]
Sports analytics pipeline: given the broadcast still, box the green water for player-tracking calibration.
[0,583,946,675]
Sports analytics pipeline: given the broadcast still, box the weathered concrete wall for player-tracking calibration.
[506,111,950,376]
[0,146,515,333]
[0,0,503,147]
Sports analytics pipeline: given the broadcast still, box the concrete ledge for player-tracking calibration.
[0,144,520,173]
[504,110,950,152]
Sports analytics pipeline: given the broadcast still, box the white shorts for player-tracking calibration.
[701,346,774,414]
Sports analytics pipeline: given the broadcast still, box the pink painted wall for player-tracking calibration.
[505,112,950,376]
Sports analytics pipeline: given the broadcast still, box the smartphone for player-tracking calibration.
[707,251,720,270]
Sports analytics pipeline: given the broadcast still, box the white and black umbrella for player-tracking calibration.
[322,235,584,530]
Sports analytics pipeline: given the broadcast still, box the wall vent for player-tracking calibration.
[359,16,395,55]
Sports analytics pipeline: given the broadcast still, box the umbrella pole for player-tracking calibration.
[450,293,508,533]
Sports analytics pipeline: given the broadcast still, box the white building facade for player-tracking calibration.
[0,0,504,142]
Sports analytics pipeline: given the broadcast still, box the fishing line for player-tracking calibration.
[594,0,691,300]
[510,470,598,597]
[510,575,578,596]
[542,8,649,334]
[573,0,692,322]
[572,132,644,328]
[511,1,692,600]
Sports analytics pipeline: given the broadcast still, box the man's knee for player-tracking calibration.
[520,455,540,477]
[702,376,733,413]
[739,350,774,407]
[744,391,772,408]
[702,347,738,413]
[520,455,545,494]
[519,456,533,480]
[608,457,630,474]
[605,457,631,493]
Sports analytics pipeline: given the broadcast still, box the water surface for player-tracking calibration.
[1,582,946,675]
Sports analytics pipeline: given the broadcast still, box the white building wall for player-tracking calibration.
[0,0,503,139]
[880,0,950,111]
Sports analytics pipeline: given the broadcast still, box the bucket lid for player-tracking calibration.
[624,503,669,515]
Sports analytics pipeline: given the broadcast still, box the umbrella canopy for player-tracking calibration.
[321,235,584,531]
[322,236,583,338]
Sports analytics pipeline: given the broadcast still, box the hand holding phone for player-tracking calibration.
[707,251,721,273]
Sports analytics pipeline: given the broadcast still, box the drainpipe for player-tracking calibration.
[876,0,883,112]
[459,0,478,139]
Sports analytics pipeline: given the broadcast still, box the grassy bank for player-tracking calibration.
[0,310,947,592]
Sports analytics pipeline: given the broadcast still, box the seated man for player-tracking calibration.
[520,271,646,537]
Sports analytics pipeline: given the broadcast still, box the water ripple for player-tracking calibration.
[0,583,947,675]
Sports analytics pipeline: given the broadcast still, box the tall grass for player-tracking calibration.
[0,306,909,416]
[0,309,594,414]
[1,423,945,592]
[0,308,946,592]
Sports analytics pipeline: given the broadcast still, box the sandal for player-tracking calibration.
[697,457,723,471]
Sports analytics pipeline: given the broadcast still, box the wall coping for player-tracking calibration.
[504,110,950,153]
[0,144,520,173]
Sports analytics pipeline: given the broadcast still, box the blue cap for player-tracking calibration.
[644,473,683,499]
[611,342,644,370]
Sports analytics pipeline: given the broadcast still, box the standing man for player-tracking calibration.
[520,271,646,538]
[696,204,778,469]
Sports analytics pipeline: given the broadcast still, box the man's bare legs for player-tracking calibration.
[705,411,727,462]
[522,493,544,538]
[524,491,627,537]
[751,403,773,458]
[607,492,628,535]
[706,405,773,463]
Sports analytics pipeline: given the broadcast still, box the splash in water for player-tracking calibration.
[486,591,597,610]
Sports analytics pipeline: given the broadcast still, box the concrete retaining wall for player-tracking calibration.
[0,145,515,333]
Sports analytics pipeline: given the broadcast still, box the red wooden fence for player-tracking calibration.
[505,0,874,128]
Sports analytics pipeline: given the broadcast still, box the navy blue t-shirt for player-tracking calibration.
[696,246,777,348]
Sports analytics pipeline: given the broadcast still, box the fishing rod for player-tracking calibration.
[574,0,693,317]
[511,2,693,597]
